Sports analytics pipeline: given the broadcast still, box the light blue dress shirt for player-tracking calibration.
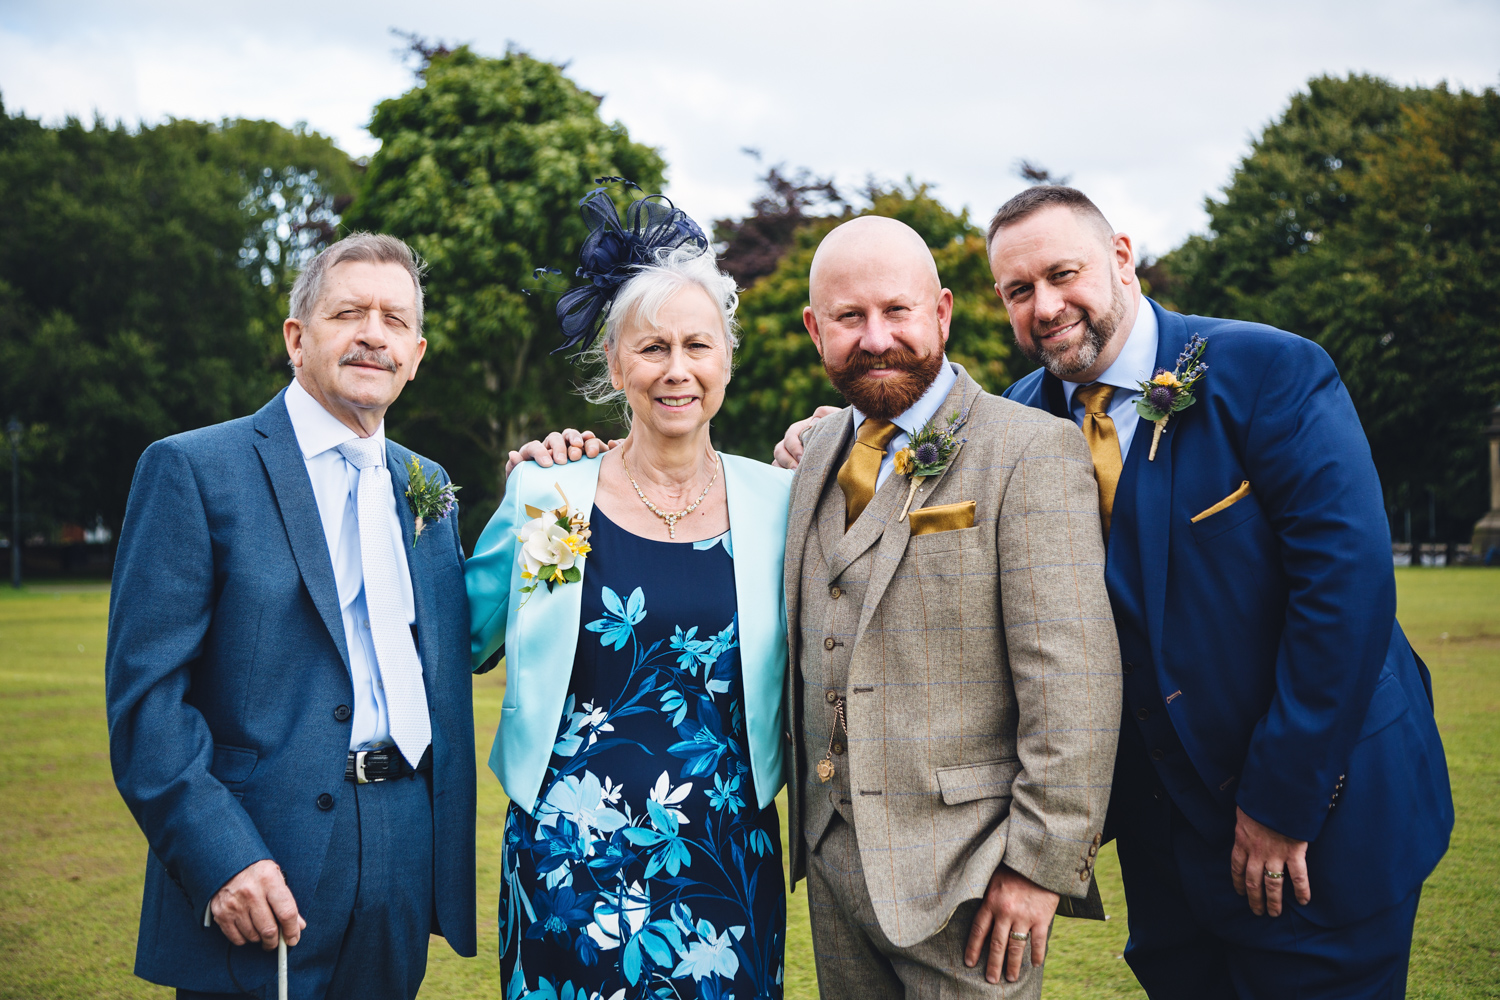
[283,378,416,751]
[850,356,960,489]
[1060,297,1160,461]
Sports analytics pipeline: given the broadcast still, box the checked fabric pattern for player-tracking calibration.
[338,437,431,767]
[783,365,1122,949]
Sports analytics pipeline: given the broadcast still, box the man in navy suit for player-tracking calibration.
[776,187,1452,997]
[106,233,476,998]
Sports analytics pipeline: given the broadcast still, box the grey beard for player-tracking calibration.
[1021,287,1128,378]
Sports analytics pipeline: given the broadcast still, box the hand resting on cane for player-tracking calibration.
[210,859,306,950]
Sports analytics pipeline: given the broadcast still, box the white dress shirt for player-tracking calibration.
[1060,297,1160,461]
[850,356,960,490]
[283,378,417,751]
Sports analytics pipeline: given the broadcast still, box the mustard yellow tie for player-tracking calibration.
[1076,383,1122,538]
[837,418,900,530]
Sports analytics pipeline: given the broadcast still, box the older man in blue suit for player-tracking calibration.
[986,186,1452,998]
[106,233,476,998]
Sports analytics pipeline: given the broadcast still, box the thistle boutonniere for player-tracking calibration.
[404,456,461,546]
[894,408,970,521]
[1135,335,1209,461]
[516,484,593,604]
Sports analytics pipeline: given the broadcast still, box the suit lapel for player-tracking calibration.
[785,409,853,616]
[389,448,439,696]
[1127,302,1187,662]
[849,369,982,642]
[252,390,350,670]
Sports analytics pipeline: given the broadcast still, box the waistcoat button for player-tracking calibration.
[1151,748,1166,762]
[825,689,838,704]
[1136,707,1150,721]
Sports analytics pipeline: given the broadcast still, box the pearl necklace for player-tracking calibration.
[624,451,721,539]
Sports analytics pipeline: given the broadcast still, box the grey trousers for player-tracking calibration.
[806,814,1043,1000]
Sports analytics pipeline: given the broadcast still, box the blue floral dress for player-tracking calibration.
[499,507,785,1000]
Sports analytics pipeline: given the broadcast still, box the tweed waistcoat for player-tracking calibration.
[783,366,1122,947]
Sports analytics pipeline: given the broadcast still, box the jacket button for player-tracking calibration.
[832,741,845,755]
[1136,707,1150,721]
[824,637,836,650]
[334,704,351,722]
[1151,748,1166,762]
[830,586,843,599]
[825,689,838,704]
[316,793,334,811]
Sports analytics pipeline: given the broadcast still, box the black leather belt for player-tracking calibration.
[345,745,433,784]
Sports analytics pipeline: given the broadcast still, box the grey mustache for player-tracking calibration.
[339,348,396,372]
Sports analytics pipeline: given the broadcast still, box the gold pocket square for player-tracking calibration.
[908,500,976,536]
[1191,481,1251,523]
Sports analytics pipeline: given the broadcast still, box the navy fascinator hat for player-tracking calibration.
[548,182,709,357]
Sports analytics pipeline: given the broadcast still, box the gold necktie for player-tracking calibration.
[837,418,900,530]
[1076,383,1122,538]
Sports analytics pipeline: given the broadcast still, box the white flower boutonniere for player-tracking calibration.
[517,484,592,604]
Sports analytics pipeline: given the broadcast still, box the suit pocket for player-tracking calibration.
[1358,668,1410,741]
[908,500,976,537]
[210,744,259,785]
[1189,481,1262,543]
[936,758,1021,805]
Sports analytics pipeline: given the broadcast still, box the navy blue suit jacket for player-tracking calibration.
[1004,300,1452,926]
[105,389,477,992]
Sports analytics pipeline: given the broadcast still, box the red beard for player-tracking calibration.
[824,347,944,420]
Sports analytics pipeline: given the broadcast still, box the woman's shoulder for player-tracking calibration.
[718,452,793,494]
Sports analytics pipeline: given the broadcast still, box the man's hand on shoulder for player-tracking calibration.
[210,859,305,950]
[964,863,1060,984]
[772,405,841,470]
[505,429,620,478]
[1230,806,1311,917]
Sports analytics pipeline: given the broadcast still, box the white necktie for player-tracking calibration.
[337,438,431,767]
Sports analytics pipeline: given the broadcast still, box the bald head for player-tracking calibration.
[801,215,953,418]
[808,216,941,313]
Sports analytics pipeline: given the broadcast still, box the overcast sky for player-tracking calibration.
[2,0,1496,257]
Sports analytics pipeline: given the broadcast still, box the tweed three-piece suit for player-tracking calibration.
[784,365,1122,998]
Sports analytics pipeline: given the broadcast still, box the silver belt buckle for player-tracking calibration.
[354,750,370,785]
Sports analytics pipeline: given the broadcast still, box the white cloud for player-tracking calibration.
[2,0,1496,253]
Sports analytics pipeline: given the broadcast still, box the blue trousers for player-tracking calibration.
[179,772,434,1000]
[1112,742,1419,1000]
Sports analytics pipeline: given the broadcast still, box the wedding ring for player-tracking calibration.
[1009,931,1029,941]
[1264,869,1285,879]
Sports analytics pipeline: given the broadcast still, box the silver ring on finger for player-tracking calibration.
[1009,930,1029,941]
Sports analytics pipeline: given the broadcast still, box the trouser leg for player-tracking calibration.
[807,814,1043,1000]
[323,772,435,1000]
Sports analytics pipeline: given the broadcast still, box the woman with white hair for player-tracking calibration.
[465,189,791,1000]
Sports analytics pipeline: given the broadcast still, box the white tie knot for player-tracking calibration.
[338,437,385,470]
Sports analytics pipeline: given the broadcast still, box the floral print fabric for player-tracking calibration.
[499,508,785,1000]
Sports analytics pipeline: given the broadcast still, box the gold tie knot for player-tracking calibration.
[1077,382,1116,415]
[857,418,899,450]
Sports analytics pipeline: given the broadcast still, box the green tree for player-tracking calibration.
[714,181,1026,461]
[0,98,356,537]
[343,45,666,536]
[1162,75,1500,539]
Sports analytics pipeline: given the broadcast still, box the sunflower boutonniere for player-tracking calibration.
[516,485,593,605]
[1135,335,1209,460]
[894,408,970,521]
[404,456,461,547]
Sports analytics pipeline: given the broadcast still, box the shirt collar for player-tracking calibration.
[284,378,387,464]
[851,356,959,438]
[1060,296,1159,407]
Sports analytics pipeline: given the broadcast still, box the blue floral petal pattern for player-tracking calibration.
[500,508,784,1000]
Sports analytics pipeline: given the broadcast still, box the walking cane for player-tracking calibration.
[277,933,288,1000]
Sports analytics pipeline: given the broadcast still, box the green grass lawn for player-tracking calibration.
[1,569,1495,998]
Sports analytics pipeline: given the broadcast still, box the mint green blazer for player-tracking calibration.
[466,453,792,816]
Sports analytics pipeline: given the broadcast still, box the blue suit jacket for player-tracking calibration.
[1004,301,1452,926]
[105,389,477,992]
[464,453,792,817]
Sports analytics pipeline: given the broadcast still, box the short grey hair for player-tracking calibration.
[580,243,741,412]
[289,232,427,329]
